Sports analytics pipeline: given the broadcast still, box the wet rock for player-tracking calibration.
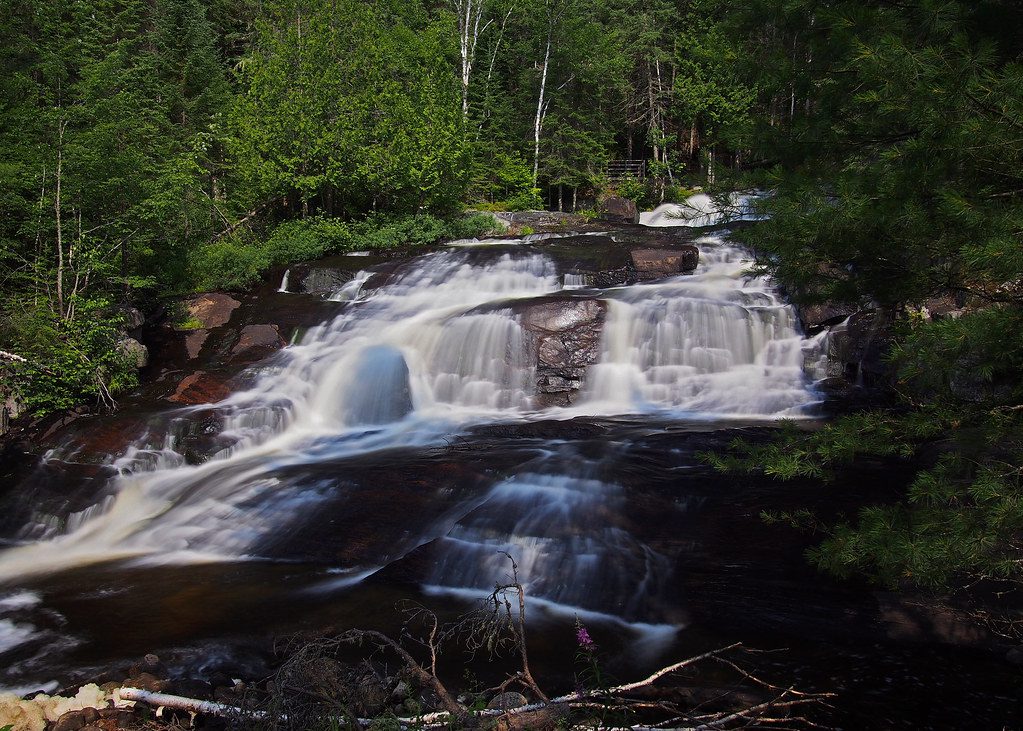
[592,267,636,287]
[116,337,149,369]
[486,692,528,711]
[97,708,135,728]
[184,329,209,360]
[296,266,356,296]
[52,710,88,731]
[229,324,287,364]
[494,211,587,231]
[168,371,232,405]
[516,297,607,407]
[1006,646,1023,665]
[630,247,699,279]
[125,672,169,693]
[179,293,240,329]
[129,654,165,678]
[797,302,857,332]
[81,708,100,725]
[598,196,639,224]
[822,309,894,387]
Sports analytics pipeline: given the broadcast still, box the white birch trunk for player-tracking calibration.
[454,0,488,118]
[532,26,552,185]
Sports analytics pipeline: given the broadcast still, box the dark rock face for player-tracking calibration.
[823,309,894,387]
[599,196,639,224]
[179,293,240,329]
[630,246,699,279]
[516,298,607,407]
[229,324,287,364]
[296,266,355,296]
[797,302,858,332]
[168,371,232,405]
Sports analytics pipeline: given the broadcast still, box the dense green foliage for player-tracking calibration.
[1,0,742,417]
[705,0,1023,591]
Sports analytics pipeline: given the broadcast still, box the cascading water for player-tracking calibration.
[0,225,829,692]
[584,235,818,416]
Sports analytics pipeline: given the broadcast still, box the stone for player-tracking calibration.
[298,267,356,296]
[229,324,287,364]
[598,196,639,224]
[168,371,232,405]
[486,692,528,711]
[516,297,607,407]
[116,337,149,369]
[179,293,240,329]
[52,710,88,731]
[184,329,209,360]
[630,247,699,279]
[125,672,169,693]
[1006,646,1023,665]
[119,307,145,330]
[129,654,164,678]
[797,302,857,332]
[822,309,894,386]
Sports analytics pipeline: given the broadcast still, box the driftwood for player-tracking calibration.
[121,647,833,730]
[122,558,833,730]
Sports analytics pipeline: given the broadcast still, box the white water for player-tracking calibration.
[0,236,825,619]
[640,192,764,227]
[583,235,816,417]
[277,269,291,293]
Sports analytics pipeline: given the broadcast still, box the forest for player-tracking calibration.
[2,0,1023,612]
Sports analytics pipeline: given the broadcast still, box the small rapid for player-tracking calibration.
[0,226,825,636]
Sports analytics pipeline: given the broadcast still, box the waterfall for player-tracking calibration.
[0,237,824,614]
[583,235,815,417]
[639,192,764,227]
[277,268,291,293]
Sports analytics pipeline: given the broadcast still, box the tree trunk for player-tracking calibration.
[54,118,66,318]
[532,23,552,185]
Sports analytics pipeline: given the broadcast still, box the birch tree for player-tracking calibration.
[452,0,490,118]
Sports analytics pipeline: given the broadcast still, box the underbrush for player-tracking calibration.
[186,213,499,292]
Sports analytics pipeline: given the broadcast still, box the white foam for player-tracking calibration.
[640,192,764,227]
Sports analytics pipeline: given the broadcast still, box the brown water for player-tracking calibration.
[0,228,1018,728]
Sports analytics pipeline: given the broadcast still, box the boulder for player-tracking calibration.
[822,309,894,386]
[229,324,287,364]
[118,307,145,330]
[797,302,857,332]
[52,710,88,731]
[516,298,607,407]
[168,371,232,405]
[116,337,149,369]
[598,196,639,224]
[297,267,356,296]
[630,247,699,279]
[179,293,240,329]
[184,329,209,360]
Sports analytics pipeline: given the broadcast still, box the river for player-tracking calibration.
[0,211,1017,728]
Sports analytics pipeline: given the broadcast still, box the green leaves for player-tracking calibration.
[231,0,468,215]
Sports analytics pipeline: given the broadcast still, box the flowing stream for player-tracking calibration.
[0,219,1011,728]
